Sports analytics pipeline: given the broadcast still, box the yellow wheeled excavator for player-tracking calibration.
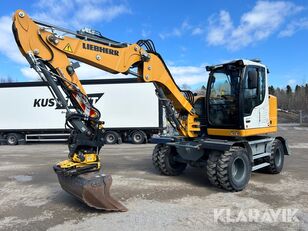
[12,10,289,211]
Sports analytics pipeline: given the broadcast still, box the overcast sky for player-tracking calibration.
[1,0,308,89]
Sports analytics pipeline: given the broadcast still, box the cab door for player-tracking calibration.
[242,66,269,129]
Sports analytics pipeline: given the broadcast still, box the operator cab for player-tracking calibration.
[205,59,269,132]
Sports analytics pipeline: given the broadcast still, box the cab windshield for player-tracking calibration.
[208,67,241,127]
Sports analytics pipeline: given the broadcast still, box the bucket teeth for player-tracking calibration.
[55,169,127,212]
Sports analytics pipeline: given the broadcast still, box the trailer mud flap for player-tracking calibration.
[55,171,127,212]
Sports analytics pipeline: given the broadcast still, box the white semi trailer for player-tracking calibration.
[0,79,164,145]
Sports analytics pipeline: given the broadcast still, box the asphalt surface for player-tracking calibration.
[0,125,307,230]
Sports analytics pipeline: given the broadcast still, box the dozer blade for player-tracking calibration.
[55,171,127,212]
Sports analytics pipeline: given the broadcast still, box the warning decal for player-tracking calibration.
[63,43,73,53]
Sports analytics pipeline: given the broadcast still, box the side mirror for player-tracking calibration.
[248,70,257,89]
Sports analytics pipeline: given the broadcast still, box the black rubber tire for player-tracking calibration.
[6,133,19,145]
[104,131,119,144]
[131,130,145,144]
[152,144,187,176]
[206,151,221,187]
[217,146,251,192]
[265,139,284,174]
[152,144,161,170]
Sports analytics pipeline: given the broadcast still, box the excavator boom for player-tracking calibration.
[12,10,199,211]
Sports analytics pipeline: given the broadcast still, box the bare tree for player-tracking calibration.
[270,84,308,113]
[181,83,191,90]
[0,75,15,83]
[195,85,206,95]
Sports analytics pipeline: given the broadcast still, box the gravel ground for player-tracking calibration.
[0,125,307,230]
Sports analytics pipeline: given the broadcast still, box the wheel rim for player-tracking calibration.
[106,134,115,143]
[231,157,246,183]
[134,134,141,142]
[8,136,17,144]
[167,150,181,169]
[274,148,282,167]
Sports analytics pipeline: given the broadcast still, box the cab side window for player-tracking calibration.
[243,66,266,116]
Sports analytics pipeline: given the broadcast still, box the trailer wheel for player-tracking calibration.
[266,139,284,174]
[206,151,221,187]
[217,146,251,192]
[152,144,187,176]
[104,131,118,144]
[6,133,19,145]
[131,130,145,144]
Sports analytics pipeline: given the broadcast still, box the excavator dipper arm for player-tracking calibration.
[12,10,200,211]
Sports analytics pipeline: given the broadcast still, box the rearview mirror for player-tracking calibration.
[248,70,257,89]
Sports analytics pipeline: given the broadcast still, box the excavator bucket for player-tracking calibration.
[55,171,127,212]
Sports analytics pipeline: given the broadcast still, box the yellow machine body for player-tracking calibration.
[12,9,282,210]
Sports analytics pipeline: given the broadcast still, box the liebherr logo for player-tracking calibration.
[33,93,104,109]
[82,43,119,56]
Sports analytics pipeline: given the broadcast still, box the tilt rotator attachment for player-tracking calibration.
[52,115,128,212]
[30,58,127,212]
